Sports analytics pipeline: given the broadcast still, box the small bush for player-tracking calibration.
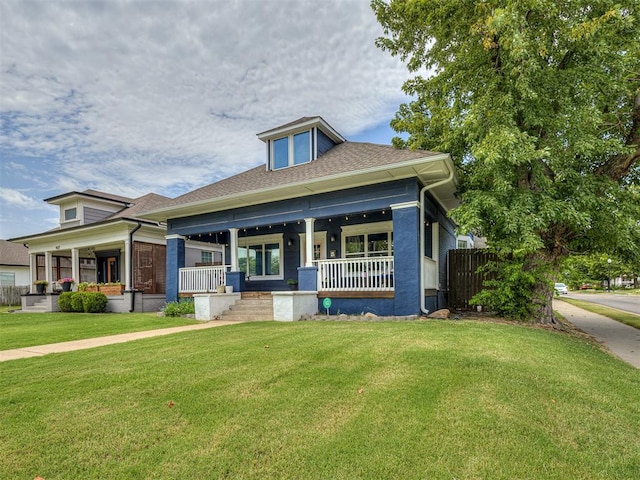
[163,299,195,317]
[58,292,74,312]
[83,292,108,313]
[70,294,85,312]
[58,292,108,313]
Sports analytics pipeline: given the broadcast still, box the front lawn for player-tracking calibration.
[1,320,638,479]
[0,311,198,350]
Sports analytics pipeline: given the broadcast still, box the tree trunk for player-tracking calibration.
[525,251,558,325]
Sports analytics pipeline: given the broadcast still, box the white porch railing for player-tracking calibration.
[179,265,229,293]
[316,256,394,291]
[423,257,438,290]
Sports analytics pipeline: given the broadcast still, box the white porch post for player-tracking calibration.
[44,251,52,293]
[304,218,315,267]
[71,248,80,287]
[229,228,239,271]
[124,239,132,290]
[29,253,37,293]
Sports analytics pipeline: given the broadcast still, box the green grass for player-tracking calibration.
[1,320,639,479]
[561,298,640,329]
[0,312,198,350]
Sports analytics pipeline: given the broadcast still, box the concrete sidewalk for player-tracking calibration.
[0,320,245,362]
[554,299,640,368]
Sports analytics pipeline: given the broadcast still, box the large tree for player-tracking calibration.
[373,0,640,322]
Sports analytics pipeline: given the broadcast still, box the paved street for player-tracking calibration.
[565,292,640,315]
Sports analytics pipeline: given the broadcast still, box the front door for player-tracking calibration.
[97,254,120,284]
[106,256,118,283]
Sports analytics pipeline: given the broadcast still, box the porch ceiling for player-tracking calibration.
[144,154,458,221]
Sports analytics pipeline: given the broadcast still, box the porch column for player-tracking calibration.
[44,251,53,293]
[391,201,421,316]
[166,234,186,303]
[229,228,238,271]
[123,239,132,290]
[304,218,315,267]
[71,248,80,287]
[29,253,37,294]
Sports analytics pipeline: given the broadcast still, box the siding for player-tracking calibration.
[84,206,114,224]
[317,129,335,156]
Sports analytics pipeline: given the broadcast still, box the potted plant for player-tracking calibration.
[34,280,48,294]
[58,277,75,292]
[286,278,299,291]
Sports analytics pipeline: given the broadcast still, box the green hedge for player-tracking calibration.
[58,292,108,313]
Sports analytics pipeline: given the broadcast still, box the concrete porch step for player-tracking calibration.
[219,293,273,321]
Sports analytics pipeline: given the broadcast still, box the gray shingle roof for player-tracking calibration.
[165,141,442,208]
[0,240,29,266]
[109,193,171,220]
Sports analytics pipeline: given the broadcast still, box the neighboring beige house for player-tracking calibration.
[0,240,30,286]
[9,189,224,312]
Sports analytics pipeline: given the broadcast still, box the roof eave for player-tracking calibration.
[8,218,163,243]
[140,153,457,222]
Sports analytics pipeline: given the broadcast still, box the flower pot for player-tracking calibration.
[216,285,225,294]
[225,285,233,294]
[36,284,46,294]
[61,282,72,292]
[99,285,124,295]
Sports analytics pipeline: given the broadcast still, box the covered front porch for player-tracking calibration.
[23,232,168,313]
[168,184,449,318]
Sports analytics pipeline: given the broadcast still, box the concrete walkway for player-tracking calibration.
[554,299,640,368]
[0,320,245,362]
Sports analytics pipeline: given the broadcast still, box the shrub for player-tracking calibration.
[70,294,85,313]
[58,292,74,312]
[83,292,108,313]
[58,292,108,313]
[163,299,195,317]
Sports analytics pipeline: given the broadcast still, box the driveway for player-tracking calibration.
[565,292,640,315]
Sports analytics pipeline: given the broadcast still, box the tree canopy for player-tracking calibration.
[373,0,640,321]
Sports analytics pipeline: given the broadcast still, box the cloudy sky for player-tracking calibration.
[0,0,413,240]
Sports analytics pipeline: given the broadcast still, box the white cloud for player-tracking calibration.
[0,187,43,209]
[0,0,412,237]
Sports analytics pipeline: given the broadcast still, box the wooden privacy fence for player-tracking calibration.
[448,249,498,310]
[0,286,29,306]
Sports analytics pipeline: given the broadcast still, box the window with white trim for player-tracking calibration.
[270,130,312,170]
[238,233,283,279]
[64,207,77,221]
[342,222,393,258]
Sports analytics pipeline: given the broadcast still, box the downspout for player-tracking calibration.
[420,162,454,315]
[129,222,142,312]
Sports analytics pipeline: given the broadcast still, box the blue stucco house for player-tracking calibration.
[141,117,459,318]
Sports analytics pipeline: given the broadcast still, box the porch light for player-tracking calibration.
[287,238,294,246]
[330,235,336,242]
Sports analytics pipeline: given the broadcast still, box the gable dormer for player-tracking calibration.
[44,190,133,229]
[257,116,346,171]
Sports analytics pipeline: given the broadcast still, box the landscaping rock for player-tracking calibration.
[427,308,451,319]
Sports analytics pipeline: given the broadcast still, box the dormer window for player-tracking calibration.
[272,130,312,170]
[64,207,77,221]
[258,117,346,172]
